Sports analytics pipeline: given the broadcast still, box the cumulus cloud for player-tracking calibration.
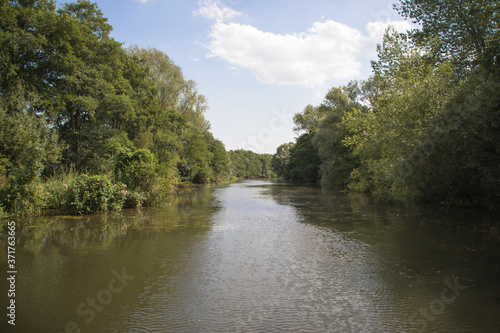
[365,20,415,57]
[207,21,367,86]
[196,2,413,87]
[193,0,241,22]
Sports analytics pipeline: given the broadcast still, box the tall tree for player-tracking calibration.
[127,47,211,133]
[0,0,58,111]
[286,133,321,184]
[46,1,126,169]
[272,142,294,179]
[395,0,500,71]
[313,84,364,187]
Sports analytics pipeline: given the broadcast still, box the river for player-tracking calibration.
[1,180,499,332]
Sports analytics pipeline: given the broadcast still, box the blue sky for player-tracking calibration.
[63,0,414,153]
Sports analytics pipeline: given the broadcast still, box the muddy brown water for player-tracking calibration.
[1,180,499,332]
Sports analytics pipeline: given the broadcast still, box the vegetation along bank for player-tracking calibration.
[271,0,500,207]
[1,0,499,216]
[0,0,271,216]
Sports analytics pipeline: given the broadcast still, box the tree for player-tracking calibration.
[395,0,500,71]
[0,0,58,111]
[127,47,211,133]
[228,150,272,179]
[313,84,365,187]
[45,1,149,170]
[0,0,233,215]
[0,105,62,214]
[272,142,294,179]
[286,82,366,187]
[177,127,212,183]
[286,133,320,183]
[208,136,230,182]
[344,29,460,198]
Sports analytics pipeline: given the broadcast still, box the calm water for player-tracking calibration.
[1,180,500,332]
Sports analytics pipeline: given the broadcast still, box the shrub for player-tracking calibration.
[148,175,173,205]
[44,167,79,210]
[348,168,372,193]
[64,174,126,215]
[0,176,47,215]
[114,149,172,205]
[115,150,157,188]
[124,190,146,208]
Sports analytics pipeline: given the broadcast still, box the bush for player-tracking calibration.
[44,167,79,210]
[64,174,126,215]
[114,149,172,205]
[124,190,146,208]
[348,168,372,193]
[115,150,157,188]
[0,176,47,215]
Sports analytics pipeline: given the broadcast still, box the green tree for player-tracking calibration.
[272,142,294,179]
[229,150,272,179]
[46,1,156,171]
[395,0,500,71]
[0,106,62,214]
[0,0,58,111]
[312,84,364,187]
[344,29,460,199]
[208,136,230,182]
[127,47,211,133]
[286,133,320,183]
[178,127,212,184]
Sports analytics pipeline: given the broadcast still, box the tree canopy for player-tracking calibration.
[273,0,500,205]
[0,0,238,215]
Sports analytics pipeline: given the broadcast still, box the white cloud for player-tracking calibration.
[135,0,149,3]
[226,66,240,77]
[207,20,368,86]
[197,2,414,87]
[190,55,201,62]
[365,20,414,57]
[193,0,241,22]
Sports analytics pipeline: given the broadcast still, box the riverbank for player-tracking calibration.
[0,167,272,218]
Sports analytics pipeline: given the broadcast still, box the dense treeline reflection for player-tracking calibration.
[1,181,499,332]
[264,183,500,268]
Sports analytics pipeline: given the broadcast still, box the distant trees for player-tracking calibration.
[272,0,500,205]
[228,150,273,179]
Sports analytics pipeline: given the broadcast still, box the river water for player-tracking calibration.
[1,180,499,332]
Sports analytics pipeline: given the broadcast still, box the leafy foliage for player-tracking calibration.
[274,0,500,205]
[395,0,499,71]
[271,143,294,179]
[229,150,273,179]
[64,174,126,215]
[0,0,231,215]
[285,133,321,183]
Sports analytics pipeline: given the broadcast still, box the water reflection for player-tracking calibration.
[0,180,499,332]
[264,183,500,332]
[0,185,220,333]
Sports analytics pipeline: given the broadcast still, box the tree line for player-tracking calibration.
[0,0,270,216]
[272,0,500,206]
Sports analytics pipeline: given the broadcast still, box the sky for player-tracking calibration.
[59,0,414,154]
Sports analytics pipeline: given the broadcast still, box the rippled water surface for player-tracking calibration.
[1,180,500,332]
